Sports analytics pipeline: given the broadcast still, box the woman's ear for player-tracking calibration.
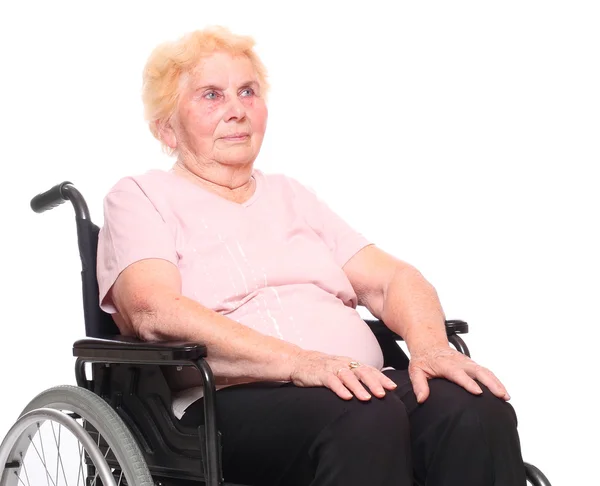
[157,119,178,150]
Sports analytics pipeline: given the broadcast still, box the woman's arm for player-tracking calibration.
[111,258,304,382]
[343,244,510,402]
[342,245,448,354]
[110,257,397,399]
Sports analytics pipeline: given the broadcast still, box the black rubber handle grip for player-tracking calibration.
[30,181,73,213]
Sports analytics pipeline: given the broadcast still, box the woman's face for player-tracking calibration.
[165,51,268,168]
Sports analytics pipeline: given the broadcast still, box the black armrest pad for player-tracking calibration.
[444,320,469,334]
[73,335,207,363]
[365,319,469,339]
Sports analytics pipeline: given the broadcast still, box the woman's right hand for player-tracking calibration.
[289,350,397,400]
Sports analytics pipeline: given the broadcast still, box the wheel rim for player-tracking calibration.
[0,408,118,486]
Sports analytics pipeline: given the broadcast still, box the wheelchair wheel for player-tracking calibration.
[0,385,153,486]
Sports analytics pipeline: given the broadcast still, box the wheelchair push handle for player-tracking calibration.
[30,181,73,213]
[30,181,91,220]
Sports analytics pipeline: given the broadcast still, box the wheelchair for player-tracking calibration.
[0,181,553,486]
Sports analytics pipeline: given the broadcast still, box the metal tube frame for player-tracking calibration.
[448,334,471,358]
[62,184,91,221]
[74,356,222,486]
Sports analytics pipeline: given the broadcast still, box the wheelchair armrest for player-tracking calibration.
[365,319,469,340]
[72,335,207,365]
[365,319,471,357]
[73,335,221,481]
[444,319,469,335]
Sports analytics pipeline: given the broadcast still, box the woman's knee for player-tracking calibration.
[410,379,525,485]
[425,378,519,433]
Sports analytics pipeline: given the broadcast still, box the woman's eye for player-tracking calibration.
[204,91,219,100]
[240,87,255,97]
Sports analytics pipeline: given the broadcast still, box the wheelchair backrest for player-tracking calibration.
[76,218,120,337]
[30,182,119,338]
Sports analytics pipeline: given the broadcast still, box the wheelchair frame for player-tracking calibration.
[1,181,551,486]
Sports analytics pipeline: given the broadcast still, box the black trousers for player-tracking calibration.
[180,369,526,486]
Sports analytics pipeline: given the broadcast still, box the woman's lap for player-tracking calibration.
[181,372,407,484]
[179,369,524,485]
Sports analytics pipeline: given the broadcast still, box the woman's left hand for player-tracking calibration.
[408,345,511,403]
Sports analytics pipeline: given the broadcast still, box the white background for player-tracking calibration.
[1,1,598,484]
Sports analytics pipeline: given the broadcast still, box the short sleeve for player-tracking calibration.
[97,178,178,313]
[288,178,372,267]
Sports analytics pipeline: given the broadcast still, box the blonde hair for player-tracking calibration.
[142,26,269,155]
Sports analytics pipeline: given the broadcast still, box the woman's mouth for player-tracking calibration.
[221,133,250,142]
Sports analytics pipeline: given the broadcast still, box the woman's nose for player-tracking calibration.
[224,96,247,121]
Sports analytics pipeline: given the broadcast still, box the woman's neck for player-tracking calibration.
[171,159,256,204]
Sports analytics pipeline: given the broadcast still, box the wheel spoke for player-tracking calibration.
[89,469,100,486]
[53,422,59,486]
[28,431,58,486]
[77,442,84,486]
[37,423,53,486]
[19,452,31,486]
[51,422,59,486]
[117,469,124,486]
[13,471,28,486]
[51,423,69,486]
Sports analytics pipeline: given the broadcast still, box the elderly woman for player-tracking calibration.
[97,27,526,486]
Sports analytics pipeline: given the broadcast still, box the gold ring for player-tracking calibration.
[335,362,362,377]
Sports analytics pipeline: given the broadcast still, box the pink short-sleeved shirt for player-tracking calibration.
[97,168,384,417]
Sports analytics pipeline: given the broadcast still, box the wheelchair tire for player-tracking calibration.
[19,385,153,486]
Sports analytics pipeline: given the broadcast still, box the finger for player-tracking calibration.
[381,373,398,390]
[408,366,431,403]
[470,366,510,400]
[354,367,387,398]
[337,368,372,400]
[325,374,353,400]
[446,368,483,396]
